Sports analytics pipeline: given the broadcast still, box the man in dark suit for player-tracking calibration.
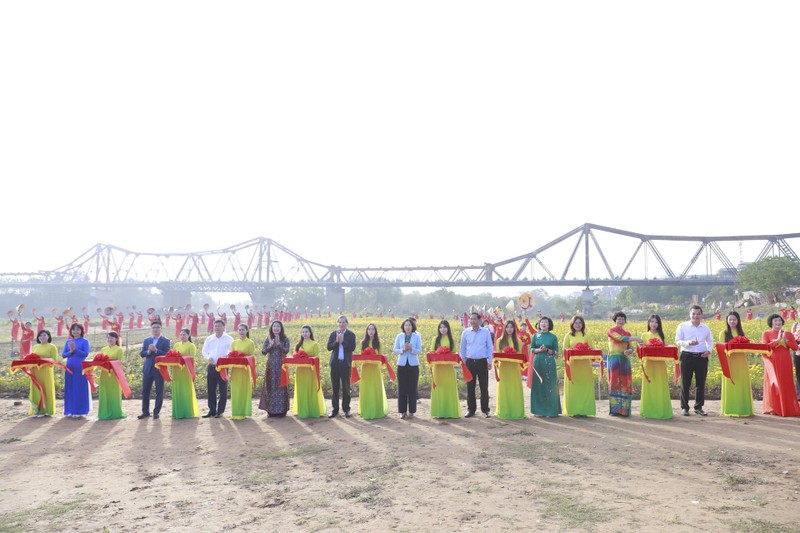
[326,315,356,418]
[139,320,170,419]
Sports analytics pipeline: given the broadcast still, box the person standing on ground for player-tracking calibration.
[460,312,494,418]
[674,305,713,416]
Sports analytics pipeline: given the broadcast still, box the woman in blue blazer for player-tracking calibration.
[393,318,422,419]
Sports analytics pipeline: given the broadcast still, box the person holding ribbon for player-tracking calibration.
[170,328,200,419]
[494,320,526,419]
[230,324,256,420]
[62,323,91,418]
[97,332,126,420]
[29,330,58,416]
[674,305,713,416]
[291,325,325,418]
[562,315,595,417]
[429,320,460,418]
[717,311,754,417]
[530,316,561,417]
[138,321,170,420]
[356,323,389,420]
[259,320,290,417]
[201,320,233,418]
[639,314,672,419]
[607,312,643,417]
[393,318,422,419]
[761,314,800,416]
[326,315,356,418]
[460,312,494,418]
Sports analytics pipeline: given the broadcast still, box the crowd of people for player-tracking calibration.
[11,305,800,423]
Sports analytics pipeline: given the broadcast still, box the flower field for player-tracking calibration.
[0,317,776,400]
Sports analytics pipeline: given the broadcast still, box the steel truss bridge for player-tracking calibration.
[1,223,798,308]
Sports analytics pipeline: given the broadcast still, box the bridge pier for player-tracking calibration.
[325,286,345,313]
[249,287,277,307]
[581,288,594,318]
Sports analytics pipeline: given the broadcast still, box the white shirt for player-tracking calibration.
[674,321,713,354]
[202,333,234,364]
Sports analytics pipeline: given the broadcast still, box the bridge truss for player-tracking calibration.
[1,224,798,292]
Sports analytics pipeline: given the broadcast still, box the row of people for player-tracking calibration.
[16,309,800,422]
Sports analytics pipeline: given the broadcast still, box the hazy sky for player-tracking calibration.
[2,2,798,284]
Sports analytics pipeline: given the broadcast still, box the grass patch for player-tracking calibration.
[727,518,795,532]
[258,444,328,460]
[246,470,280,485]
[540,493,611,529]
[725,474,750,487]
[342,481,387,507]
[0,498,94,533]
[711,449,744,464]
[748,495,768,507]
[508,441,568,464]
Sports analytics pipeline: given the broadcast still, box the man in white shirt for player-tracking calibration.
[202,319,234,418]
[674,305,713,416]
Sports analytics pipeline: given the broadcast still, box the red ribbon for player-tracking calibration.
[11,354,71,412]
[155,350,197,382]
[351,348,396,384]
[636,344,678,384]
[216,352,257,388]
[426,347,472,388]
[564,348,604,384]
[280,350,321,390]
[714,340,769,385]
[492,347,526,381]
[82,354,133,398]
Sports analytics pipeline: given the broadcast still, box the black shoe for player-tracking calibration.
[344,411,352,418]
[137,413,150,420]
[328,411,339,418]
[483,412,491,418]
[464,411,476,418]
[153,414,160,420]
[214,413,223,418]
[694,407,708,417]
[201,412,215,418]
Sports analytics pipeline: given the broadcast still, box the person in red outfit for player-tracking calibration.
[761,314,800,417]
[9,314,20,342]
[32,309,46,333]
[19,321,34,355]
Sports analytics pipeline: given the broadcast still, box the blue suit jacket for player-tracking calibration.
[140,335,171,375]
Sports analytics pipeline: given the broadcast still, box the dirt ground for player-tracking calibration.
[1,377,799,533]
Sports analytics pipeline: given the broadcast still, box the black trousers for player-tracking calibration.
[680,353,709,410]
[330,360,351,413]
[141,366,164,416]
[466,358,489,414]
[397,363,419,414]
[207,364,227,415]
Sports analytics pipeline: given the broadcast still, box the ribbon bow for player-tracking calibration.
[82,353,131,398]
[155,349,197,382]
[351,348,396,384]
[216,351,257,387]
[11,353,71,412]
[280,350,321,390]
[426,347,473,388]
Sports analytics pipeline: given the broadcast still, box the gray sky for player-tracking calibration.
[2,1,798,281]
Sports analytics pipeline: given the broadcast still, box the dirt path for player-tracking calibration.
[1,379,798,532]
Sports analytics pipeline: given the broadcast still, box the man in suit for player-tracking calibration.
[326,315,356,418]
[139,320,170,419]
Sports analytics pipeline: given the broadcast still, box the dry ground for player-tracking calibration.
[1,379,799,533]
